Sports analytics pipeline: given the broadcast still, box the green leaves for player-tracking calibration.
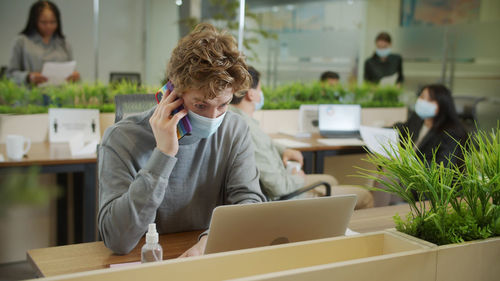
[357,125,500,245]
[0,79,157,114]
[0,167,60,216]
[262,82,404,110]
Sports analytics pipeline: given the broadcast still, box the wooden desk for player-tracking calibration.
[0,142,97,243]
[270,133,365,174]
[27,203,411,277]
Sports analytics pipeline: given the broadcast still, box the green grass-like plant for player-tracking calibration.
[0,79,158,114]
[262,81,404,110]
[357,126,500,245]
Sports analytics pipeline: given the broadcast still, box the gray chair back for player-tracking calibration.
[114,94,156,123]
[453,96,486,132]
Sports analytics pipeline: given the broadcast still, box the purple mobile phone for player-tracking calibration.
[155,81,192,139]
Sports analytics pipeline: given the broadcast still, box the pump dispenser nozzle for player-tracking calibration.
[146,223,159,244]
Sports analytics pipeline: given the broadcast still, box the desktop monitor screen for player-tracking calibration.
[318,104,361,133]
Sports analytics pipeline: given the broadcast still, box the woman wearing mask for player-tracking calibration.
[364,32,404,85]
[7,1,80,86]
[396,84,467,166]
[372,84,467,207]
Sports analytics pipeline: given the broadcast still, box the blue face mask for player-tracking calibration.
[254,90,264,111]
[376,48,391,58]
[415,99,437,119]
[187,110,226,138]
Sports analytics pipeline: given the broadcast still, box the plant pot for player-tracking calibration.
[0,113,49,143]
[0,205,52,263]
[389,229,500,281]
[33,231,436,281]
[0,113,116,144]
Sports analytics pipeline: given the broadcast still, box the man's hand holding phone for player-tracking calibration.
[149,88,188,157]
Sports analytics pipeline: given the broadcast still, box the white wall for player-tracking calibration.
[144,0,180,86]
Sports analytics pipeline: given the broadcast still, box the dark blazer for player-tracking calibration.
[394,112,465,167]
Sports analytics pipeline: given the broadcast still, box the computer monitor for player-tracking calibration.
[318,104,361,138]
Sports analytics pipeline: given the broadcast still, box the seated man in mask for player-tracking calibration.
[98,24,265,256]
[230,66,374,209]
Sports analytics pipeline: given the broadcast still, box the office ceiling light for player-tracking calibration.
[347,0,354,5]
[176,0,182,6]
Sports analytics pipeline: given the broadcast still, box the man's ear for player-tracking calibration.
[245,89,257,102]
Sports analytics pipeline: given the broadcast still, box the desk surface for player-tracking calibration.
[0,142,96,167]
[27,203,411,277]
[269,133,364,152]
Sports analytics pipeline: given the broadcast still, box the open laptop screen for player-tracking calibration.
[204,195,357,254]
[318,104,361,133]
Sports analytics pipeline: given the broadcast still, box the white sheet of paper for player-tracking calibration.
[69,133,98,157]
[0,154,4,162]
[359,125,399,158]
[273,138,311,148]
[316,138,365,146]
[345,228,360,236]
[379,73,398,86]
[40,61,76,86]
[48,108,100,143]
[278,130,312,138]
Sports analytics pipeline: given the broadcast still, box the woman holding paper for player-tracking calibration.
[7,1,80,86]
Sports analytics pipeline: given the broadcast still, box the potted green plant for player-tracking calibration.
[356,126,500,281]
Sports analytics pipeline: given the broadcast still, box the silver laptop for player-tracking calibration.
[204,195,357,254]
[318,104,361,138]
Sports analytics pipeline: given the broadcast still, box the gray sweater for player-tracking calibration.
[98,108,265,254]
[7,33,73,85]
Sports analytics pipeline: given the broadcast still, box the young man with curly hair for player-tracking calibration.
[98,23,265,256]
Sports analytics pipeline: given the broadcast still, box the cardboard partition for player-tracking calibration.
[34,231,435,281]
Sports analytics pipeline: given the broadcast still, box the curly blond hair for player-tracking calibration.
[166,23,250,100]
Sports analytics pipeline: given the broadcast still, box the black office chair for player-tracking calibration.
[109,72,141,85]
[0,66,7,79]
[453,96,486,133]
[114,94,156,123]
[268,181,331,201]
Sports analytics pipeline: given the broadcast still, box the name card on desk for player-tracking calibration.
[48,108,100,144]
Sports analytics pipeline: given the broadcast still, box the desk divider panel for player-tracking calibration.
[36,231,436,281]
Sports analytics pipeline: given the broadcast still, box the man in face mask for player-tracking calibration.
[364,32,404,85]
[230,67,374,209]
[98,23,266,257]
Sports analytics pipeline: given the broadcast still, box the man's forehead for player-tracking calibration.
[192,89,233,103]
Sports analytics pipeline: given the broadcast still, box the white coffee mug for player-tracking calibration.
[286,160,301,174]
[6,135,31,160]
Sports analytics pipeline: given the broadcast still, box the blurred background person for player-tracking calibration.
[364,32,403,86]
[7,0,80,86]
[320,71,340,86]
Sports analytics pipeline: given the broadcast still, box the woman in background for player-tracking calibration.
[396,84,467,166]
[7,1,80,86]
[373,84,468,207]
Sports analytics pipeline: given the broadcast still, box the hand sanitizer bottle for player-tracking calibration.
[141,223,163,263]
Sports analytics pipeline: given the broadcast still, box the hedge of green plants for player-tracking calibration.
[262,82,404,109]
[0,79,404,114]
[0,79,157,114]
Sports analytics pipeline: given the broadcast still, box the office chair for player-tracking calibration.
[109,72,141,85]
[0,66,7,78]
[114,94,156,123]
[453,96,486,133]
[268,181,331,201]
